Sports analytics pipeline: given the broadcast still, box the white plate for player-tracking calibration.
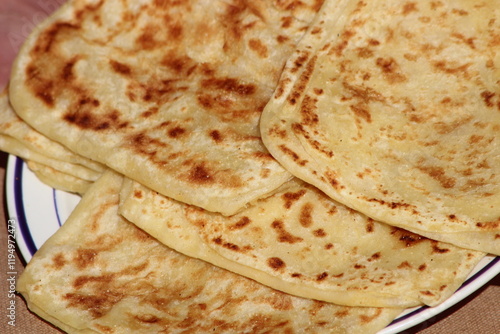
[5,155,499,333]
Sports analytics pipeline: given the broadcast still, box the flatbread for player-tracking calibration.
[17,171,402,334]
[119,177,484,308]
[260,0,500,254]
[0,90,104,182]
[26,160,92,194]
[9,0,324,215]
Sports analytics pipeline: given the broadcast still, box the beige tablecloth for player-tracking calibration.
[0,151,498,333]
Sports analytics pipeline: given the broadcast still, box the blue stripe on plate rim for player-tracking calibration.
[6,155,500,333]
[12,157,37,257]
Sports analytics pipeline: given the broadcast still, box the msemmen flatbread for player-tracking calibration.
[9,0,325,215]
[261,0,500,254]
[0,90,104,184]
[120,177,484,308]
[17,171,402,334]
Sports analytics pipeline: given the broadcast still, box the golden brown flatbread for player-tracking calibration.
[120,177,484,308]
[17,171,402,334]
[261,0,500,254]
[0,90,104,183]
[9,0,325,215]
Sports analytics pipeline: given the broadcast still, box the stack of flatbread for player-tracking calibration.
[1,0,499,333]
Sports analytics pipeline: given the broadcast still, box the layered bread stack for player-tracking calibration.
[1,0,498,333]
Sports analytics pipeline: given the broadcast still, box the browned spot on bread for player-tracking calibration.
[282,189,307,209]
[167,126,186,138]
[73,249,98,269]
[197,93,229,109]
[311,27,322,35]
[417,165,456,188]
[432,60,471,77]
[63,103,133,132]
[136,24,160,50]
[281,16,293,28]
[475,220,500,230]
[365,218,375,233]
[278,144,308,166]
[229,216,251,230]
[267,257,286,270]
[26,65,55,106]
[161,53,194,74]
[343,81,386,104]
[390,227,427,247]
[376,57,407,83]
[133,190,143,199]
[32,21,80,54]
[51,253,66,269]
[72,273,115,290]
[109,60,132,75]
[366,197,417,212]
[246,315,290,332]
[398,261,412,269]
[209,129,223,143]
[64,291,124,319]
[287,55,317,105]
[329,29,355,57]
[167,22,183,41]
[324,170,343,190]
[420,290,435,296]
[419,264,427,271]
[431,241,450,254]
[274,77,291,99]
[313,229,326,237]
[290,51,310,74]
[451,32,476,49]
[299,202,314,227]
[291,122,335,158]
[469,134,484,144]
[60,56,80,81]
[263,293,293,311]
[140,106,159,118]
[481,91,496,107]
[93,324,114,333]
[316,272,328,281]
[300,94,319,125]
[248,38,268,58]
[267,124,288,139]
[271,220,303,244]
[313,88,324,95]
[402,2,418,15]
[201,77,256,96]
[213,236,241,252]
[359,309,383,324]
[276,35,289,43]
[127,132,168,161]
[350,103,372,123]
[252,151,275,161]
[451,8,468,16]
[356,46,374,58]
[335,309,350,318]
[369,252,381,261]
[187,163,215,184]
